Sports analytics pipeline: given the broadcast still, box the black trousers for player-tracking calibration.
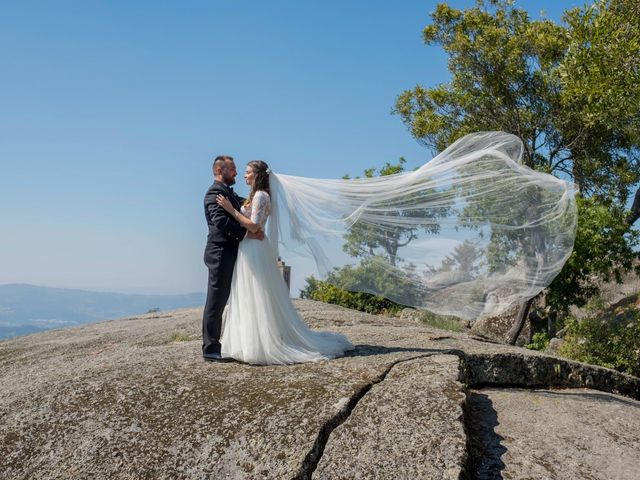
[202,241,239,355]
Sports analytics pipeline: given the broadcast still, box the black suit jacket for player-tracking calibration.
[204,181,247,243]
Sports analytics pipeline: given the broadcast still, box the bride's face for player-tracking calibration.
[244,166,256,187]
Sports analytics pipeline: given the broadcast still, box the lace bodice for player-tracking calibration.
[241,190,271,228]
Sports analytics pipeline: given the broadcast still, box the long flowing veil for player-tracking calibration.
[267,132,577,321]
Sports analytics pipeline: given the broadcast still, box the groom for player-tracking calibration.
[202,155,263,362]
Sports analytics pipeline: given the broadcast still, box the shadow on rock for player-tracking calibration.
[344,344,457,358]
[464,392,507,480]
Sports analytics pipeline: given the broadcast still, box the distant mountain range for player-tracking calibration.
[0,284,205,340]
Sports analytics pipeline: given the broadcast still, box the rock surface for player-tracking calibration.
[467,387,640,480]
[315,355,466,480]
[1,299,639,479]
[470,305,532,346]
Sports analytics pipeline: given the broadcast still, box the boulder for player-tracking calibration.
[470,304,531,345]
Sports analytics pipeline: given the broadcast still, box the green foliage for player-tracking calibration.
[342,157,449,267]
[561,0,640,135]
[526,331,551,351]
[327,256,422,304]
[342,159,409,266]
[394,0,640,314]
[546,196,640,313]
[433,240,483,276]
[559,308,640,377]
[558,0,640,201]
[321,157,451,314]
[416,310,463,332]
[300,254,423,314]
[396,0,568,168]
[300,275,404,315]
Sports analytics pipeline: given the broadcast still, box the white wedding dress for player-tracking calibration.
[220,190,354,364]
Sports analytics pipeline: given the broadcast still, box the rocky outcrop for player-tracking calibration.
[1,300,639,479]
[470,304,541,346]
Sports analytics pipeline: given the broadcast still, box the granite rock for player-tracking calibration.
[315,355,466,480]
[467,387,640,480]
[470,305,531,346]
[1,299,639,479]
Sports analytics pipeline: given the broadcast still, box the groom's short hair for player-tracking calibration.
[213,155,234,174]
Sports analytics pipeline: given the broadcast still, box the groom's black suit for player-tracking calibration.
[202,181,247,355]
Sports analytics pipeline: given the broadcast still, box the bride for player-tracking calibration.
[215,160,354,365]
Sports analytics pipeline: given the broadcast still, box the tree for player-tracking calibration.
[300,158,451,313]
[341,158,449,267]
[394,0,640,338]
[560,0,640,222]
[432,240,483,275]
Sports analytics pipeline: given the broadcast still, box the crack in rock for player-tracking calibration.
[291,354,436,480]
[293,348,640,480]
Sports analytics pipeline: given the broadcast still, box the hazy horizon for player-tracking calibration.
[0,283,207,340]
[0,282,207,296]
[0,282,206,297]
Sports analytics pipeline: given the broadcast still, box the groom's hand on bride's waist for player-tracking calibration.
[246,229,265,241]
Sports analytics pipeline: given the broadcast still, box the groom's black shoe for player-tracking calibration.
[203,352,234,363]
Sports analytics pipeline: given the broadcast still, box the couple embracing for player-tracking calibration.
[200,133,579,365]
[201,156,354,365]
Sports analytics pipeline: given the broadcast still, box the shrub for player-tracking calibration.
[415,309,463,332]
[526,331,551,351]
[299,276,404,315]
[559,308,640,377]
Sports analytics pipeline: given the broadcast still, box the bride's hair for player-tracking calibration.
[245,160,270,206]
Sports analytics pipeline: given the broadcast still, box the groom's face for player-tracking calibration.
[222,160,237,186]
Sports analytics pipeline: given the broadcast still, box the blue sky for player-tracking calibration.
[0,1,578,294]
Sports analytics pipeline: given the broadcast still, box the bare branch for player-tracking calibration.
[397,231,417,248]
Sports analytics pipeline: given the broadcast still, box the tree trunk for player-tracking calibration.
[626,187,640,226]
[507,297,534,345]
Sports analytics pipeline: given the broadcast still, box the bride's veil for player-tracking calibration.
[267,132,577,321]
